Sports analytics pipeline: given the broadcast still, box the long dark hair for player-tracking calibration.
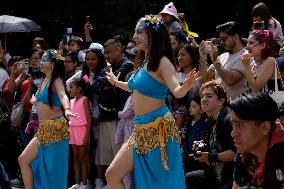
[251,2,276,29]
[47,49,66,108]
[71,78,87,95]
[81,48,107,79]
[144,22,173,72]
[179,43,200,72]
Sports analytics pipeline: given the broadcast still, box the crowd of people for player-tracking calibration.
[0,1,284,189]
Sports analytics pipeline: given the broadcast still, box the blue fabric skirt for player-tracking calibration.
[133,105,186,189]
[31,115,69,189]
[32,139,69,189]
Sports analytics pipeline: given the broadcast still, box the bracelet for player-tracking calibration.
[208,152,219,163]
[64,107,70,111]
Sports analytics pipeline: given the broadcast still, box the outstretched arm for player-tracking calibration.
[106,68,132,92]
[54,79,77,119]
[160,57,198,98]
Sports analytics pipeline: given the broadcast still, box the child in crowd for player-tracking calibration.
[185,95,207,172]
[69,78,92,189]
[159,2,182,33]
[68,36,86,68]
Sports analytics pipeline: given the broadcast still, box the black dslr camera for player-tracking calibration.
[192,141,208,158]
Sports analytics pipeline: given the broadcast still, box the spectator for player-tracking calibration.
[170,30,188,66]
[63,52,79,80]
[185,95,207,172]
[66,47,107,101]
[126,40,136,50]
[68,78,92,189]
[68,36,86,66]
[8,57,32,146]
[241,30,283,92]
[251,2,284,48]
[177,44,201,99]
[186,81,236,189]
[199,21,248,99]
[31,37,48,51]
[230,92,284,188]
[159,2,183,33]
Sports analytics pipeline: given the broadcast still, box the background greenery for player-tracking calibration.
[0,0,282,56]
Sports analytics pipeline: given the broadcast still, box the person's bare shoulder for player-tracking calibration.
[159,56,174,70]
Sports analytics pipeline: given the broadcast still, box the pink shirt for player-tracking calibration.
[69,96,88,126]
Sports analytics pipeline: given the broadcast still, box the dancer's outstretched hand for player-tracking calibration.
[65,109,79,120]
[183,68,199,89]
[106,68,120,86]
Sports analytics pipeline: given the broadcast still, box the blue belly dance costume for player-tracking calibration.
[127,64,186,189]
[32,83,69,189]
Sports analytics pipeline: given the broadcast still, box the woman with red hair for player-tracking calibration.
[241,30,283,92]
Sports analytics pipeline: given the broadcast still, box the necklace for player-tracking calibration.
[252,59,265,74]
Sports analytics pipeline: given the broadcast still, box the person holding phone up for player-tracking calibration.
[198,21,248,99]
[251,2,284,48]
[84,16,94,48]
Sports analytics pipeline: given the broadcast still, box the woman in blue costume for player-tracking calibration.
[105,15,198,189]
[18,49,76,189]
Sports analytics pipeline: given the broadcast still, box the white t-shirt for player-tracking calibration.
[209,48,249,99]
[0,68,9,92]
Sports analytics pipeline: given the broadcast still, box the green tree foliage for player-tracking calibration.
[0,0,283,56]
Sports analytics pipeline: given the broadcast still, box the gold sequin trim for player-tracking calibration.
[36,119,69,145]
[128,112,180,171]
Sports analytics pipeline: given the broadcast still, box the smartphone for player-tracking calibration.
[204,41,212,54]
[63,35,70,44]
[86,16,90,23]
[66,27,72,35]
[17,59,29,73]
[253,21,265,30]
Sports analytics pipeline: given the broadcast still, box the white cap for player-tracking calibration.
[89,43,104,54]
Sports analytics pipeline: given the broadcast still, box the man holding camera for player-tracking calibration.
[185,81,236,189]
[230,93,284,189]
[199,21,248,99]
